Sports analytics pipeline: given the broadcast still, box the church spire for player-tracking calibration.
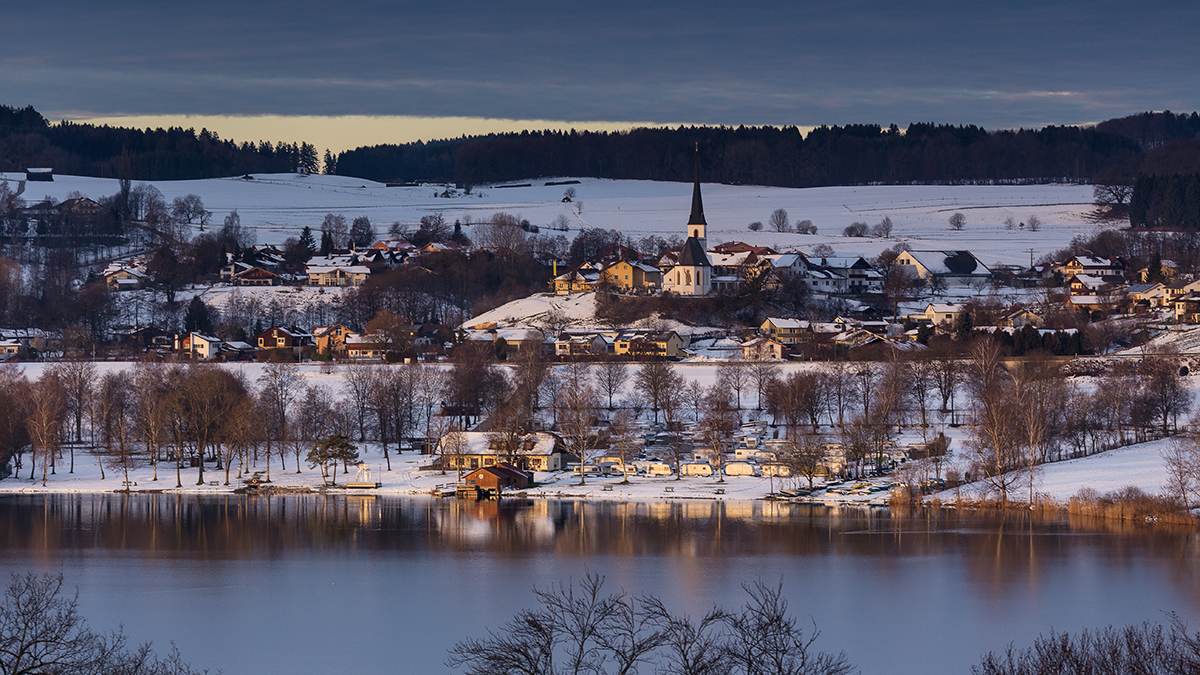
[688,142,706,226]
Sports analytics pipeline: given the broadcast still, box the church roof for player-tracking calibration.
[678,237,711,267]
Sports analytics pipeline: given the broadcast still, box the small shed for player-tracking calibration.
[462,463,532,496]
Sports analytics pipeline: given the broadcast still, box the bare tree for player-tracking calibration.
[448,573,854,675]
[556,362,599,485]
[635,361,673,424]
[783,428,827,491]
[769,209,790,232]
[342,365,378,442]
[1026,214,1041,232]
[750,358,781,411]
[53,359,96,472]
[0,573,206,675]
[966,341,1023,503]
[700,384,738,482]
[594,359,628,410]
[608,410,639,484]
[948,212,966,230]
[871,216,893,238]
[257,362,304,474]
[25,373,65,486]
[717,360,750,412]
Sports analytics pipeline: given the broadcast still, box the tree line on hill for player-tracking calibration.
[4,104,1199,188]
[0,105,318,180]
[336,121,1148,187]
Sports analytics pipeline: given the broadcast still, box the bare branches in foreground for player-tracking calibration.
[447,573,856,675]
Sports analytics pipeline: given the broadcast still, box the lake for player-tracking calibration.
[0,494,1197,674]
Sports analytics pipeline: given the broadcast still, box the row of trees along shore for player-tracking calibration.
[3,334,1196,515]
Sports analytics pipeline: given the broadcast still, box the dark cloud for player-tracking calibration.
[2,0,1197,129]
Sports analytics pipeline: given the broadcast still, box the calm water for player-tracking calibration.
[1,494,1199,674]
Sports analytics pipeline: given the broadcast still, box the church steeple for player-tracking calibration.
[687,143,706,244]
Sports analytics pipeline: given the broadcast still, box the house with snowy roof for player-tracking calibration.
[305,263,370,286]
[893,250,991,287]
[180,333,224,360]
[1065,273,1111,295]
[760,317,810,345]
[600,260,662,292]
[437,431,568,473]
[740,336,786,360]
[104,266,148,291]
[1053,255,1124,279]
[256,326,314,351]
[552,268,601,294]
[920,303,967,327]
[804,256,882,294]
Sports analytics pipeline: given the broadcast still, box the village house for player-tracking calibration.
[599,260,662,292]
[438,431,568,473]
[1065,273,1111,295]
[554,333,609,358]
[1174,293,1200,324]
[760,317,810,346]
[894,250,991,287]
[223,262,280,286]
[256,326,314,351]
[305,263,370,286]
[180,332,224,360]
[1136,260,1179,283]
[0,340,20,359]
[1052,255,1125,280]
[552,268,600,295]
[1124,283,1168,309]
[740,336,786,360]
[345,332,387,360]
[103,266,148,291]
[313,324,356,356]
[614,330,686,359]
[920,303,967,327]
[998,307,1044,328]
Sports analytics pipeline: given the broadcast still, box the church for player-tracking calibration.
[662,148,713,296]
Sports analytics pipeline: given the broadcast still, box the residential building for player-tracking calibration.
[760,317,809,346]
[306,263,370,286]
[894,250,992,286]
[438,431,568,472]
[614,330,686,358]
[921,303,967,327]
[740,337,786,360]
[600,260,662,291]
[256,326,314,351]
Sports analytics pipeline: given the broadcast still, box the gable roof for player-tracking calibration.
[901,250,990,276]
[677,237,711,267]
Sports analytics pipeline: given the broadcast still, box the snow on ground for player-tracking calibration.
[3,172,1101,270]
[466,292,598,330]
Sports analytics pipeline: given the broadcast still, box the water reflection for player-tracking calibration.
[1,494,1197,573]
[3,494,1200,675]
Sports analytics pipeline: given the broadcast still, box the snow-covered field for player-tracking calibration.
[2,172,1101,270]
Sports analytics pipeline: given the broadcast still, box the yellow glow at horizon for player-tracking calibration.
[70,114,676,154]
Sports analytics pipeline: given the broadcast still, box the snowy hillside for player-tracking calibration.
[2,172,1101,269]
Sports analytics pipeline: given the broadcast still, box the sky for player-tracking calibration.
[3,0,1198,152]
